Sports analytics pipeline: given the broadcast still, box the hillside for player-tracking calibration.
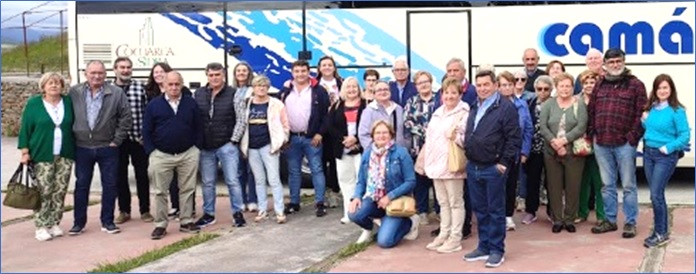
[1,33,68,74]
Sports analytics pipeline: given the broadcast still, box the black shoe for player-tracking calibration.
[565,224,577,233]
[194,214,216,228]
[151,227,167,240]
[68,225,84,236]
[101,223,121,234]
[622,224,637,238]
[462,225,472,239]
[180,223,201,234]
[233,212,246,227]
[315,202,327,217]
[552,223,563,233]
[284,203,301,214]
[430,228,440,237]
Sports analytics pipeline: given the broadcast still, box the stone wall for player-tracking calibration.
[1,79,42,137]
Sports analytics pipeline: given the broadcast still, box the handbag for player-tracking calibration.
[3,163,41,210]
[386,195,417,218]
[572,102,593,157]
[447,111,467,173]
[414,147,426,175]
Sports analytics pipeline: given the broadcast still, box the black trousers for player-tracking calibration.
[323,143,340,193]
[524,152,545,215]
[117,139,150,215]
[505,161,521,217]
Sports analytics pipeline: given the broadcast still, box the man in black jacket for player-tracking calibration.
[193,62,248,228]
[462,70,521,268]
[278,60,331,217]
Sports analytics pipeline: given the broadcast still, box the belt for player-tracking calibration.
[290,131,309,137]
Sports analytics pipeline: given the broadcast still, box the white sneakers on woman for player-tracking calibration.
[35,228,52,241]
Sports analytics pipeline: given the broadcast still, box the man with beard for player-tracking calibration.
[587,48,647,239]
[112,57,153,224]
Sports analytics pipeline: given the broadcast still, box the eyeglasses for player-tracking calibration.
[535,87,551,92]
[375,88,390,93]
[392,68,408,72]
[515,78,527,82]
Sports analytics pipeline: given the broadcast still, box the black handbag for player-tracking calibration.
[3,163,41,210]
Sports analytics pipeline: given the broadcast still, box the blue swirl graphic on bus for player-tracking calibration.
[539,7,694,57]
[161,10,444,89]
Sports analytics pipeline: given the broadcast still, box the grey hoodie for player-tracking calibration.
[358,100,410,150]
[69,83,132,148]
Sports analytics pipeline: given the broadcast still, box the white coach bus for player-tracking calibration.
[67,1,695,168]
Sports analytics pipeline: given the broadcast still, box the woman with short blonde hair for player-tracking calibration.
[18,72,75,241]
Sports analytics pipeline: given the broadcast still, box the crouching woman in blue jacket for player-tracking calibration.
[348,120,420,248]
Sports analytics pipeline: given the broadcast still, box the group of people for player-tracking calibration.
[18,45,689,268]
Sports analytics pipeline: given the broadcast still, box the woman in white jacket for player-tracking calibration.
[240,75,290,224]
[422,77,470,254]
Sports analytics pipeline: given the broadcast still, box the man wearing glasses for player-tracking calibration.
[389,58,417,107]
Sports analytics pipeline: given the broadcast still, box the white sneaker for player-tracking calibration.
[506,217,516,231]
[340,217,350,224]
[254,211,268,222]
[247,203,259,212]
[356,229,373,244]
[373,218,382,227]
[35,228,53,241]
[49,226,64,237]
[404,214,421,240]
[419,213,429,225]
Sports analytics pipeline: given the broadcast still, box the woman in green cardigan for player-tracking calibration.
[18,72,75,242]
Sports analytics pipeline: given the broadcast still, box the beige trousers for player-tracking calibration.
[433,179,465,240]
[149,146,200,228]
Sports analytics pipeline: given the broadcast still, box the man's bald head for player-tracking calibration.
[164,71,184,98]
[522,48,540,71]
[585,48,603,73]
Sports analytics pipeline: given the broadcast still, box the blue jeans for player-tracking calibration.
[348,197,412,248]
[248,145,284,214]
[285,135,326,204]
[643,147,678,236]
[467,163,506,256]
[73,146,119,227]
[594,141,639,225]
[518,164,527,198]
[199,142,244,215]
[414,173,439,214]
[238,153,257,204]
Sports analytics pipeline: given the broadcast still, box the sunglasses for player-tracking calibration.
[535,87,551,92]
[515,78,527,82]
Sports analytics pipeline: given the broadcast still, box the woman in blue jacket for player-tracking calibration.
[641,74,690,248]
[348,120,420,248]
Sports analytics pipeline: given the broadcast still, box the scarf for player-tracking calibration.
[365,140,394,202]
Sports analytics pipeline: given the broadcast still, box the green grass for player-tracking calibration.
[88,232,220,273]
[302,241,373,273]
[1,33,68,73]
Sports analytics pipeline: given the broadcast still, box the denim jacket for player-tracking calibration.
[353,144,416,201]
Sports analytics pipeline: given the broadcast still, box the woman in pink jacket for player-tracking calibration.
[422,77,470,254]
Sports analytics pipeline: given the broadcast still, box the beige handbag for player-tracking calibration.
[447,111,467,173]
[386,195,417,217]
[571,102,593,157]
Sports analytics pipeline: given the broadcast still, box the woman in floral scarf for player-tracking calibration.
[348,120,420,248]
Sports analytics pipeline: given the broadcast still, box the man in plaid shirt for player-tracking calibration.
[587,48,647,239]
[112,57,153,224]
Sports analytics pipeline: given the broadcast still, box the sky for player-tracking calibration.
[0,1,68,30]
